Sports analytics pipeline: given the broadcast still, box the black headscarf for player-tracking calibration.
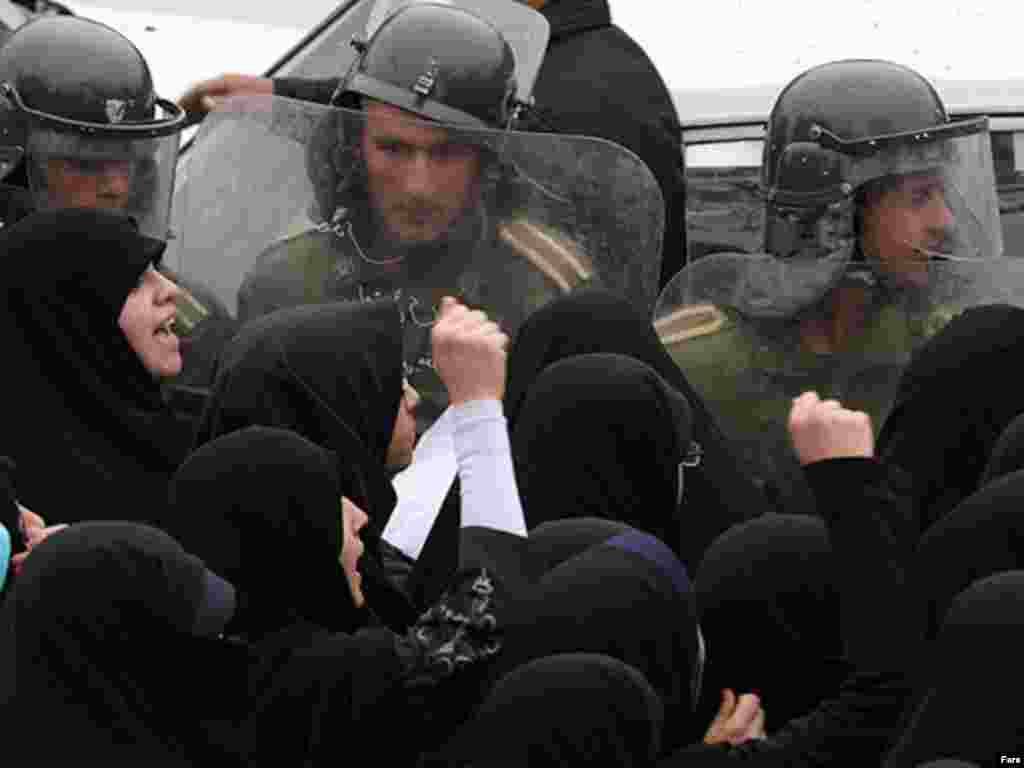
[444,653,664,768]
[165,426,367,639]
[878,303,1024,535]
[504,289,768,522]
[979,412,1024,487]
[0,208,190,524]
[494,528,703,754]
[912,469,1024,647]
[7,522,249,767]
[884,571,1024,767]
[694,514,847,734]
[512,352,714,571]
[194,300,403,530]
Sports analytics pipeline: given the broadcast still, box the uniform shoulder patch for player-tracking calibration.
[498,217,594,294]
[654,302,728,346]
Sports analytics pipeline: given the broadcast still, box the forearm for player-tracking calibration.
[803,458,918,671]
[452,399,526,537]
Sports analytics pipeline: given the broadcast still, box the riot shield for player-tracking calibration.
[654,251,1024,495]
[175,95,664,426]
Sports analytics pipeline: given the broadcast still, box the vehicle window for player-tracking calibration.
[686,140,765,259]
[685,130,1024,260]
[992,130,1024,256]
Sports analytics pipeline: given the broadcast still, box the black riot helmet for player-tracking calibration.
[0,15,186,239]
[331,2,519,129]
[761,59,1001,265]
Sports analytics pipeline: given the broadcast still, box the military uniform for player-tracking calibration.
[238,209,594,424]
[659,280,959,511]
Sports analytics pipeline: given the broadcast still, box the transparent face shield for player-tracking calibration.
[819,117,1004,263]
[26,125,181,241]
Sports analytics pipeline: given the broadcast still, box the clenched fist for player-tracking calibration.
[703,689,766,746]
[431,296,510,405]
[788,391,874,466]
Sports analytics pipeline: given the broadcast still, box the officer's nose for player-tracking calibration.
[98,163,132,199]
[403,151,434,196]
[925,190,955,234]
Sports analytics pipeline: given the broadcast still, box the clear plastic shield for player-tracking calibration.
[364,0,550,102]
[176,95,664,425]
[25,124,180,241]
[654,251,1024,488]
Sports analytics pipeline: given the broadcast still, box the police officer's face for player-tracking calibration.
[118,265,183,379]
[45,156,133,212]
[362,100,482,246]
[860,172,955,287]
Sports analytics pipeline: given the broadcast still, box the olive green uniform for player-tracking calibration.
[238,215,593,425]
[661,289,958,512]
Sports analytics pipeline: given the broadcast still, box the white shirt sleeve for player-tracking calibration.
[384,408,458,560]
[452,399,528,537]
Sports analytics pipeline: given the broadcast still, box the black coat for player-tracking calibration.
[273,0,686,290]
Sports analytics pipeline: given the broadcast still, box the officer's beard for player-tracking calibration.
[364,199,487,283]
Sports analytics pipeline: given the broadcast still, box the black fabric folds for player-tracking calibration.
[194,299,403,531]
[980,412,1024,487]
[191,300,416,629]
[513,352,718,571]
[7,522,252,767]
[444,653,664,768]
[506,291,767,535]
[884,571,1024,767]
[0,208,189,524]
[912,469,1024,646]
[694,514,847,733]
[494,528,702,754]
[878,303,1024,535]
[164,426,367,638]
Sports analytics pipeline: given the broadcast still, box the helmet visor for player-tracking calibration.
[834,118,1003,262]
[25,124,180,241]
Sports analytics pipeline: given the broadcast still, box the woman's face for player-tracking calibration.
[385,379,421,468]
[118,265,183,379]
[339,496,369,608]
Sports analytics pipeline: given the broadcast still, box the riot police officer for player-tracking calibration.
[656,59,1005,513]
[234,1,596,424]
[0,15,186,238]
[0,16,232,406]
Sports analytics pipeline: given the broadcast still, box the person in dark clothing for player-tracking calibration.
[979,411,1024,487]
[877,303,1024,536]
[504,289,770,518]
[178,0,686,289]
[884,571,1024,767]
[443,653,666,768]
[911,469,1024,647]
[0,209,193,527]
[191,299,423,621]
[5,522,250,767]
[193,299,411,526]
[166,427,378,640]
[510,352,728,574]
[694,514,847,738]
[656,391,918,766]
